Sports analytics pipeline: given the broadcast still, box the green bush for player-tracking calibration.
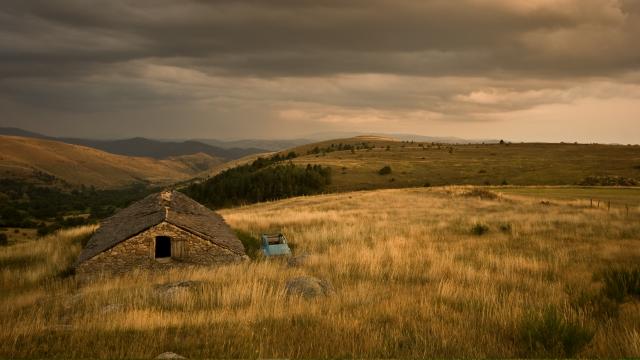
[518,306,594,358]
[378,166,392,175]
[499,223,512,233]
[570,289,620,319]
[471,223,489,236]
[600,267,640,302]
[234,230,262,259]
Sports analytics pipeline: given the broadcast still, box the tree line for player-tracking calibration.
[0,179,158,234]
[184,153,331,208]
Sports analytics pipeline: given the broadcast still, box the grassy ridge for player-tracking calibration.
[283,139,640,191]
[0,135,223,188]
[1,187,639,358]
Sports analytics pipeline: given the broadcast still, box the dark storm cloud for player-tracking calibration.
[0,1,639,142]
[2,0,639,79]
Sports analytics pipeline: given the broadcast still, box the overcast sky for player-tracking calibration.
[1,0,639,142]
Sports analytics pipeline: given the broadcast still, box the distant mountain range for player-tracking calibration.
[194,132,500,150]
[193,138,313,151]
[300,131,501,144]
[0,135,223,188]
[0,127,500,161]
[0,127,267,160]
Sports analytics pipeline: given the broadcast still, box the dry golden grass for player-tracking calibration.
[1,187,639,358]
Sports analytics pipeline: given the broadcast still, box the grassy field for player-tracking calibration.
[498,186,640,207]
[1,186,639,358]
[280,137,640,192]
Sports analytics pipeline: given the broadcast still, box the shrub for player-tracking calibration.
[499,223,512,233]
[570,289,620,319]
[58,266,76,278]
[471,223,489,236]
[234,230,262,259]
[0,233,7,246]
[378,166,392,175]
[600,267,640,302]
[518,306,594,358]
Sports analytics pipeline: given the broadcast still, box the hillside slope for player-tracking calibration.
[0,127,266,160]
[0,135,223,188]
[276,137,640,191]
[63,137,265,160]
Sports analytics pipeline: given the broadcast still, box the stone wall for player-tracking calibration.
[76,221,245,277]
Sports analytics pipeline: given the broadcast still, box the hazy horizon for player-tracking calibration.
[1,1,639,143]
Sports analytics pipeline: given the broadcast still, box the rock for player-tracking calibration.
[155,352,186,359]
[285,276,333,299]
[287,253,309,267]
[154,280,202,300]
[155,281,202,293]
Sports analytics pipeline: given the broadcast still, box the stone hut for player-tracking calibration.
[75,190,246,276]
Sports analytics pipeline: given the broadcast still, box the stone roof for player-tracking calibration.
[75,190,245,264]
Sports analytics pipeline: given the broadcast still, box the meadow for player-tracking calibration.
[287,139,640,191]
[1,186,639,358]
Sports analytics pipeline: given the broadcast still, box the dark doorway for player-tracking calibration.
[155,236,171,258]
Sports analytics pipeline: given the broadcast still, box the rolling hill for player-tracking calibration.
[287,137,640,191]
[0,135,224,188]
[0,127,266,160]
[194,138,312,151]
[205,136,640,192]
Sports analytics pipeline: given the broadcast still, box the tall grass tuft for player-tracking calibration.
[518,306,594,358]
[600,267,640,302]
[471,223,490,236]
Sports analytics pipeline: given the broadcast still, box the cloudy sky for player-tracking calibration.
[1,0,639,142]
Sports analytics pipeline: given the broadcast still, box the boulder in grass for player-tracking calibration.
[285,276,333,299]
[287,253,309,267]
[155,352,186,359]
[155,280,202,294]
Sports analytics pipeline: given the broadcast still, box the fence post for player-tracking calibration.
[590,198,593,208]
[608,201,611,212]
